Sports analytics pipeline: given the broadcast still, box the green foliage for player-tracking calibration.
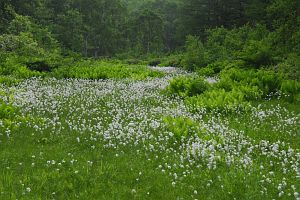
[0,60,46,79]
[280,80,300,102]
[179,24,276,71]
[1,0,299,63]
[51,60,164,80]
[168,67,299,114]
[158,53,183,67]
[163,116,202,139]
[166,76,210,97]
[0,100,16,120]
[197,61,227,76]
[7,14,59,51]
[217,68,283,97]
[54,9,84,51]
[0,33,43,57]
[205,25,270,63]
[181,36,207,71]
[162,115,218,141]
[0,76,20,86]
[186,88,250,112]
[238,39,273,67]
[128,9,164,55]
[277,53,300,81]
[0,13,62,78]
[197,67,215,77]
[266,0,300,54]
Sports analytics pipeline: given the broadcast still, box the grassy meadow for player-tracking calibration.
[0,61,299,200]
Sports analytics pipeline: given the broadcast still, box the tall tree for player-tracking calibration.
[128,9,164,54]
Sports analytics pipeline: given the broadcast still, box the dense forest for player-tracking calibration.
[0,0,299,73]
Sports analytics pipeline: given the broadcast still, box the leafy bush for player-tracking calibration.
[280,80,300,102]
[235,85,263,101]
[0,13,62,78]
[177,24,274,72]
[181,35,208,71]
[197,61,228,76]
[51,60,164,80]
[0,33,43,57]
[197,67,215,77]
[159,53,184,67]
[181,66,299,114]
[217,67,283,97]
[255,70,283,94]
[0,76,20,86]
[166,76,210,97]
[277,53,300,81]
[186,88,250,112]
[237,39,273,67]
[7,14,59,51]
[205,24,271,65]
[0,100,16,120]
[163,116,202,139]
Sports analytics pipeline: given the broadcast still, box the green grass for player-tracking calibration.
[0,134,179,199]
[0,69,299,199]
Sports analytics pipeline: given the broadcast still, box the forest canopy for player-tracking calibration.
[0,0,299,77]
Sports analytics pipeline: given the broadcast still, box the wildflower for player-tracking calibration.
[131,189,136,194]
[172,182,176,187]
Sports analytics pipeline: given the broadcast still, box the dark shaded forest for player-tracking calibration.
[0,0,299,79]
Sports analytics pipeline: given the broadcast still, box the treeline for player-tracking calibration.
[0,0,299,75]
[0,0,180,57]
[1,0,297,55]
[175,0,300,81]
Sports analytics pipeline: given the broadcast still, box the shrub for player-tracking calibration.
[51,60,164,80]
[235,85,263,101]
[0,76,20,86]
[181,35,208,71]
[237,39,273,67]
[159,54,183,67]
[205,24,271,65]
[277,53,300,81]
[197,61,228,76]
[197,67,215,77]
[14,66,45,79]
[166,76,210,97]
[186,88,250,112]
[0,13,62,78]
[163,116,202,139]
[280,80,300,102]
[0,33,43,57]
[0,100,16,120]
[148,60,161,66]
[217,67,283,97]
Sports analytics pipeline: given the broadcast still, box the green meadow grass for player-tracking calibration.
[0,68,299,200]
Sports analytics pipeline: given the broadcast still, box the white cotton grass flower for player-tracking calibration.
[26,187,31,193]
[131,189,136,194]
